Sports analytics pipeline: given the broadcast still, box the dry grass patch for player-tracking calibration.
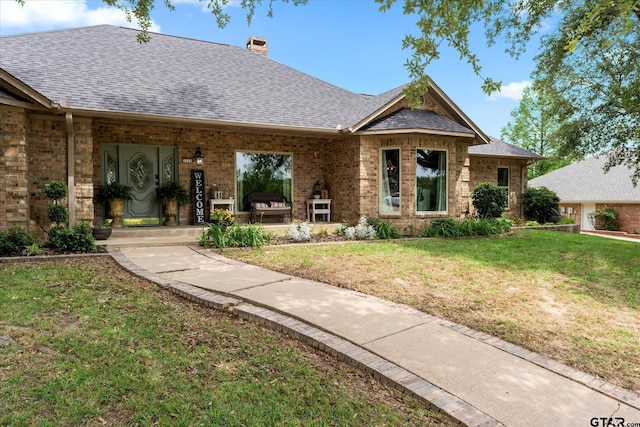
[226,230,640,392]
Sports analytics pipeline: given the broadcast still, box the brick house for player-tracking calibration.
[0,25,541,236]
[529,155,640,234]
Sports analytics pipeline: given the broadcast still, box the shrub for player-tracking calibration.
[47,204,69,225]
[44,180,69,225]
[226,223,271,248]
[523,187,561,224]
[344,216,377,240]
[0,226,38,256]
[367,217,400,239]
[422,218,462,238]
[43,180,68,201]
[288,221,312,242]
[48,222,96,253]
[525,221,540,226]
[472,182,508,219]
[199,223,271,249]
[589,205,619,231]
[560,216,576,224]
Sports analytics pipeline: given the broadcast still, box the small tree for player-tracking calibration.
[44,181,69,226]
[589,206,619,231]
[471,182,508,219]
[523,187,561,224]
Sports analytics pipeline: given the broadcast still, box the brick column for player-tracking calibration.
[0,108,29,231]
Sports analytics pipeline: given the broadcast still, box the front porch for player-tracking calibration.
[100,222,343,248]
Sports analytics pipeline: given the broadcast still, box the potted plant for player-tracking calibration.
[91,222,113,240]
[98,181,133,228]
[156,180,190,226]
[312,181,322,199]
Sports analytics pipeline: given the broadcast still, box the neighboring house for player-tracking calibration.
[0,25,541,236]
[529,155,640,234]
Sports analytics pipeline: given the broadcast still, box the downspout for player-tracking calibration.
[65,111,76,226]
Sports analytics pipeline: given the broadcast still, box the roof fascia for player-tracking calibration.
[426,78,490,145]
[469,153,546,160]
[357,128,475,138]
[62,107,342,135]
[348,92,406,133]
[0,69,56,110]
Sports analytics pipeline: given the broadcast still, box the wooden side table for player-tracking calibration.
[306,198,332,223]
[210,198,235,215]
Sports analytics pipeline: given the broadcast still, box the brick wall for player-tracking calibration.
[358,134,473,233]
[560,203,581,225]
[469,156,528,219]
[0,107,29,232]
[595,203,640,235]
[92,120,342,224]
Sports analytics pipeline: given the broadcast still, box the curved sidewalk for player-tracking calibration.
[111,245,640,427]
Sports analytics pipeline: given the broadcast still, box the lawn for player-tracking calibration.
[227,230,640,392]
[0,258,451,426]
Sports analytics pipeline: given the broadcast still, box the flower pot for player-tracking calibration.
[163,198,179,226]
[108,199,125,227]
[92,227,112,240]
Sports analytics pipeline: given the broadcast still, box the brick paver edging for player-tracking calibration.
[108,248,502,427]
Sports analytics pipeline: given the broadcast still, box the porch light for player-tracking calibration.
[194,147,204,166]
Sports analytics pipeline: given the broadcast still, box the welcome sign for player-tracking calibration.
[191,170,206,224]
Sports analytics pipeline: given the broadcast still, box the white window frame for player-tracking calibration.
[380,147,401,215]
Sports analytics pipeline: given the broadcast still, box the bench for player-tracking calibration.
[244,192,292,223]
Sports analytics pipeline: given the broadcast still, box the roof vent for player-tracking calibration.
[246,36,268,57]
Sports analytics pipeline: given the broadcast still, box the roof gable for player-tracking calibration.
[359,108,475,137]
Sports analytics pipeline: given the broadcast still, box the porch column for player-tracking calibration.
[66,112,76,225]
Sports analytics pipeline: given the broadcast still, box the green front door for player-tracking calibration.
[102,144,176,226]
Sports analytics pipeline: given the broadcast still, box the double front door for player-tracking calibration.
[101,144,176,226]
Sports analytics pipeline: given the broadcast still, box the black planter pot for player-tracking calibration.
[92,227,113,240]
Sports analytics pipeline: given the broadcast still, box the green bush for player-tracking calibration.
[525,221,540,226]
[590,205,619,231]
[422,218,462,238]
[560,216,576,224]
[421,217,511,239]
[471,182,508,219]
[199,223,271,249]
[48,222,96,253]
[366,217,400,239]
[0,226,38,256]
[523,187,561,224]
[43,180,68,201]
[47,204,69,225]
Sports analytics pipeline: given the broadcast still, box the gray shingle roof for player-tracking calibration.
[469,136,544,159]
[529,154,640,202]
[0,25,376,130]
[359,108,475,135]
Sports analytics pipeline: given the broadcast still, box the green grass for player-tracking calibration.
[227,230,640,392]
[0,258,450,426]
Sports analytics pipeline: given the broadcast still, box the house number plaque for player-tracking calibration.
[191,170,206,224]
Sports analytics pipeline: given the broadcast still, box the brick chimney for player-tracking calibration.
[246,36,268,57]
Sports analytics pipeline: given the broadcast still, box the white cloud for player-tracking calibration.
[488,80,530,101]
[0,0,161,34]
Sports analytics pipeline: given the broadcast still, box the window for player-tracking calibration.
[381,148,400,213]
[416,149,447,212]
[236,152,292,211]
[497,167,509,207]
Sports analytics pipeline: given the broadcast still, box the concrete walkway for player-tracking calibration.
[111,245,640,427]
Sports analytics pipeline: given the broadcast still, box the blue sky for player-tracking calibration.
[0,0,540,137]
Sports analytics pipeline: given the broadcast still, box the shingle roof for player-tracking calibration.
[469,136,544,159]
[0,25,375,130]
[529,154,640,202]
[359,108,475,135]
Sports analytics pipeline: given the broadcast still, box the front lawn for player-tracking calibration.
[227,230,640,392]
[0,258,450,426]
